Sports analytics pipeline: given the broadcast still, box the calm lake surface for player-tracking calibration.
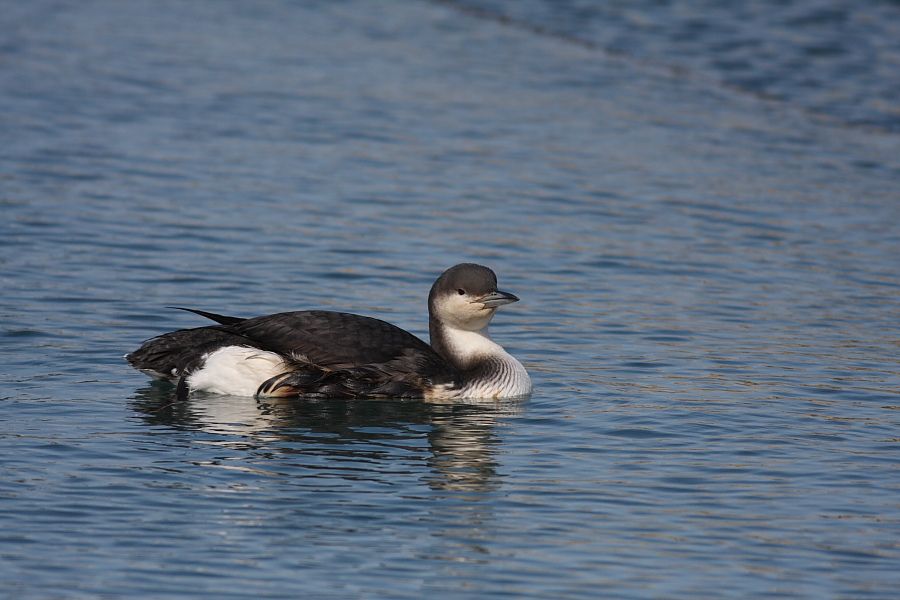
[2,1,899,598]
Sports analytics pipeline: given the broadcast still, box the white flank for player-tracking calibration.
[186,346,287,397]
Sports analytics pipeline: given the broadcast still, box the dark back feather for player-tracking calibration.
[228,310,438,368]
[126,326,249,379]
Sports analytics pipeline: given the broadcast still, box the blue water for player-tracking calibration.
[2,1,899,598]
[447,0,900,132]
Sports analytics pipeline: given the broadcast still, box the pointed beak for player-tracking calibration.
[477,290,519,308]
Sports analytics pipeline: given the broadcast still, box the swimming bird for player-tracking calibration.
[127,263,532,401]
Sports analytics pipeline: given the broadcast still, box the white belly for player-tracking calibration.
[186,346,287,397]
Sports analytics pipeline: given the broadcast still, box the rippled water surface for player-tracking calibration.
[2,1,899,598]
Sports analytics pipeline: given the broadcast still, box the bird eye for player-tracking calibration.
[457,289,465,295]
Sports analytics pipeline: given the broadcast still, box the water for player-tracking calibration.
[446,0,900,132]
[2,1,899,598]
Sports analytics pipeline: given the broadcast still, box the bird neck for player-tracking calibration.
[430,319,507,371]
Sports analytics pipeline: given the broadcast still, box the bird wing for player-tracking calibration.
[222,310,441,369]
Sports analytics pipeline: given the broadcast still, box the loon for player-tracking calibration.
[126,263,532,401]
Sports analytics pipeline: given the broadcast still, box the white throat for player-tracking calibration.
[439,325,505,368]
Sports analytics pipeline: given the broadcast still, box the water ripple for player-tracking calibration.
[1,0,899,598]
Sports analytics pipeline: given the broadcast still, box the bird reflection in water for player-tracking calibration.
[130,381,523,492]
